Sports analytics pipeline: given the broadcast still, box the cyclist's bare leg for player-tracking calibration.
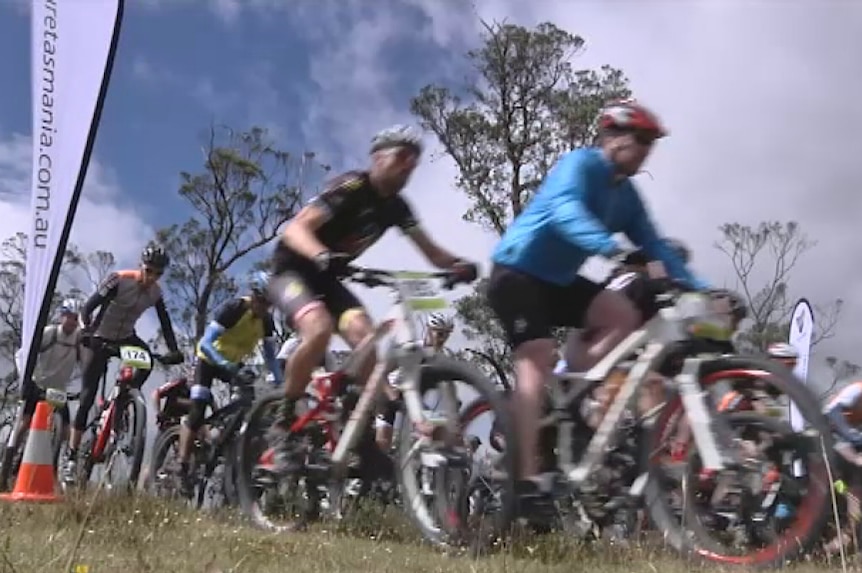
[513,338,557,479]
[571,290,640,369]
[376,424,394,451]
[286,304,334,400]
[337,307,376,383]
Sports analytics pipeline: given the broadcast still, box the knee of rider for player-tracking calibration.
[301,312,335,354]
[515,339,556,371]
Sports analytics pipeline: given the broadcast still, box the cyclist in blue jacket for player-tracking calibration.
[486,99,710,503]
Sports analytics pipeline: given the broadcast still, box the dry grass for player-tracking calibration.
[0,492,857,573]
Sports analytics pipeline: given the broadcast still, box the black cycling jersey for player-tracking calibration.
[273,170,419,274]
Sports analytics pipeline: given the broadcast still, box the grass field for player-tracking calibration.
[0,492,859,573]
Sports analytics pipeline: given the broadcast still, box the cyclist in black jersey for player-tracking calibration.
[266,125,479,470]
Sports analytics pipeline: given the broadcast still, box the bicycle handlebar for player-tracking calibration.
[342,265,475,291]
[83,336,181,366]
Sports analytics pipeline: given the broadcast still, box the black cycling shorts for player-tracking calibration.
[194,359,234,391]
[486,264,604,348]
[268,265,365,329]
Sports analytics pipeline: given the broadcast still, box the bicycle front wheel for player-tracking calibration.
[643,355,834,569]
[395,354,517,551]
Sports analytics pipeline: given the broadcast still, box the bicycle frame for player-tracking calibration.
[556,303,730,487]
[89,374,133,462]
[289,270,460,476]
[200,398,249,472]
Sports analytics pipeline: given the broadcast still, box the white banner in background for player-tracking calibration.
[20,0,124,387]
[787,298,814,432]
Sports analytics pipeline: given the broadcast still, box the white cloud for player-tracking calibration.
[282,0,862,388]
[0,130,160,339]
[210,0,241,25]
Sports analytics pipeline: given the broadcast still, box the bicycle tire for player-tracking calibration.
[50,411,65,471]
[146,424,182,497]
[395,354,517,550]
[642,355,834,569]
[235,390,308,531]
[122,388,148,491]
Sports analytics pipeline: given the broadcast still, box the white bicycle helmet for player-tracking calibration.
[370,124,423,155]
[426,312,454,332]
[767,342,799,362]
[59,297,82,316]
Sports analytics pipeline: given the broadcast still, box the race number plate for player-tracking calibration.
[394,271,448,311]
[119,345,153,370]
[45,387,67,407]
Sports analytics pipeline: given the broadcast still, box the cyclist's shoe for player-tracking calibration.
[515,476,557,530]
[256,425,305,478]
[61,457,77,486]
[178,465,196,499]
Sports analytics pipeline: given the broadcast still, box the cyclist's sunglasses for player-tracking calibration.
[631,129,659,146]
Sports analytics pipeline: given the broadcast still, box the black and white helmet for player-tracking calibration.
[370,124,423,155]
[427,312,453,332]
[141,244,170,271]
[59,297,82,316]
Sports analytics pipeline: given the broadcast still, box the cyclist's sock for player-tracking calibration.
[67,448,78,460]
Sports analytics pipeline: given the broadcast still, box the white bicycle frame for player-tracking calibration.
[564,299,729,486]
[329,271,460,472]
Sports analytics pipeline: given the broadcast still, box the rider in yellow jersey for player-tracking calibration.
[175,271,283,495]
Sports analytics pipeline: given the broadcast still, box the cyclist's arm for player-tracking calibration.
[826,385,862,442]
[199,299,245,369]
[282,175,361,259]
[548,161,621,257]
[261,315,283,387]
[154,298,180,353]
[624,192,710,290]
[82,272,120,328]
[37,325,56,352]
[827,406,861,443]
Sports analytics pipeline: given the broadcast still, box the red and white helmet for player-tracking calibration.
[597,99,667,138]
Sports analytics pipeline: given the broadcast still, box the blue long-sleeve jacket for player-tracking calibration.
[492,147,710,290]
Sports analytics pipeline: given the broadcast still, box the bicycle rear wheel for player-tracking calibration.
[643,355,834,569]
[395,354,517,551]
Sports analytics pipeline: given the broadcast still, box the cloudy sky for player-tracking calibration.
[1,0,861,394]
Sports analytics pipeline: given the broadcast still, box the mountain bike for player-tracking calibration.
[64,341,170,492]
[148,366,260,509]
[234,265,516,535]
[438,276,834,568]
[0,385,79,491]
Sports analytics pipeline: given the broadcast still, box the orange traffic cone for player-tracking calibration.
[0,401,62,503]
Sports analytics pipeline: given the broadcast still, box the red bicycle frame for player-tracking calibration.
[289,370,351,453]
[89,365,135,462]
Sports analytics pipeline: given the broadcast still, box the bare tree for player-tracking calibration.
[0,232,116,409]
[154,124,330,362]
[715,221,842,352]
[410,20,631,362]
[821,356,862,399]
